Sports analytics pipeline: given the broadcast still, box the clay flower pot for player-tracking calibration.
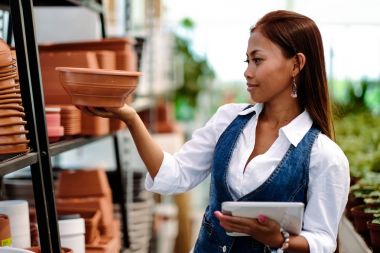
[367,221,380,252]
[0,214,11,246]
[351,204,379,245]
[55,67,142,107]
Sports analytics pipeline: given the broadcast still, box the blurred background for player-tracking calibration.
[0,0,380,253]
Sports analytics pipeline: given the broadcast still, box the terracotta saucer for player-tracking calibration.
[0,98,22,104]
[0,52,13,68]
[0,88,20,95]
[0,123,27,134]
[0,69,17,78]
[0,93,21,99]
[0,137,29,145]
[0,73,17,81]
[0,130,28,136]
[0,111,25,117]
[0,104,24,111]
[0,79,16,88]
[0,39,11,52]
[0,143,29,155]
[0,120,27,127]
[0,60,16,71]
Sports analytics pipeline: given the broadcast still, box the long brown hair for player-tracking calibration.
[251,10,334,139]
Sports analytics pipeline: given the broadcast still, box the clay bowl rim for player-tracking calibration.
[56,66,142,77]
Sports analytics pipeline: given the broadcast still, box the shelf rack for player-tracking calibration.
[0,0,139,252]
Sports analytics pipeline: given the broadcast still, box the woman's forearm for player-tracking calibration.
[122,111,164,179]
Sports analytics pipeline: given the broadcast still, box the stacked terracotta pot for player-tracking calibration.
[58,105,82,136]
[55,169,121,253]
[45,106,64,143]
[0,39,29,155]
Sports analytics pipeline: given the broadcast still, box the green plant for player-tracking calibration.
[372,213,380,224]
[171,18,215,121]
[335,113,380,177]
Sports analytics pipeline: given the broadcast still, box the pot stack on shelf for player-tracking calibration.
[55,168,121,253]
[0,39,29,156]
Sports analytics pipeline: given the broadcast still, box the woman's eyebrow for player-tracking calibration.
[247,49,262,57]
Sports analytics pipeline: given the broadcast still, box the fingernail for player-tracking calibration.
[214,211,222,218]
[258,215,267,223]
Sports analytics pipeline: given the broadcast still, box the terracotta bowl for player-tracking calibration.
[56,67,142,107]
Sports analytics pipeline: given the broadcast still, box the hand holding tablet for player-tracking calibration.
[221,201,304,236]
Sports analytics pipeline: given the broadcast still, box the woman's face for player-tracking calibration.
[244,30,295,103]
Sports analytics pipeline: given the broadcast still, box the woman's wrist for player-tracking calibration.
[277,228,290,252]
[265,227,290,252]
[120,109,138,126]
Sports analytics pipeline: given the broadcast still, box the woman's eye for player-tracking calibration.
[253,58,262,64]
[244,59,249,63]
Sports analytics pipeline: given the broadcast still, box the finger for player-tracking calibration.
[219,219,256,236]
[257,215,268,224]
[219,213,258,227]
[88,107,114,118]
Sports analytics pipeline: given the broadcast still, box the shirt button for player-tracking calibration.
[222,245,227,252]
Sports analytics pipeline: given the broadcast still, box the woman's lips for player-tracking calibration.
[247,83,258,92]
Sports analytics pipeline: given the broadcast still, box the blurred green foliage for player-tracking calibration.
[334,79,380,178]
[172,18,215,121]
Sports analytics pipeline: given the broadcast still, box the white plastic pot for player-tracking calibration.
[59,217,85,253]
[0,200,31,248]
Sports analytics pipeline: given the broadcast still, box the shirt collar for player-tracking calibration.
[238,103,313,147]
[238,103,263,116]
[280,110,313,147]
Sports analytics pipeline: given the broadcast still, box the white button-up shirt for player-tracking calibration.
[145,103,350,253]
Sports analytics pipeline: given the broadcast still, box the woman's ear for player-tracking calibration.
[292,53,306,75]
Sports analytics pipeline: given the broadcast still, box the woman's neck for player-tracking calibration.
[260,101,302,129]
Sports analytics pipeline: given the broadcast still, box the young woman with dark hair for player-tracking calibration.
[84,10,349,253]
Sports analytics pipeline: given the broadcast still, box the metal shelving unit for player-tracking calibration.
[0,0,135,252]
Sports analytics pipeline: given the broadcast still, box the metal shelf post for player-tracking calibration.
[9,0,61,252]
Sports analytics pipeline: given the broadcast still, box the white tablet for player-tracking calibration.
[221,201,304,236]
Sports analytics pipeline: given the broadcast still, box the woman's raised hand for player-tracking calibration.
[80,104,138,125]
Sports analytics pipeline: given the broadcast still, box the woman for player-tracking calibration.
[85,10,349,253]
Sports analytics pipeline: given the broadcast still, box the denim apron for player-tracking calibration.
[193,106,320,253]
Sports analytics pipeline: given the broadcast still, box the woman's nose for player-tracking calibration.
[244,66,253,79]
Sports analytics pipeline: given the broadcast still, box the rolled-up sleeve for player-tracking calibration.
[144,104,248,195]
